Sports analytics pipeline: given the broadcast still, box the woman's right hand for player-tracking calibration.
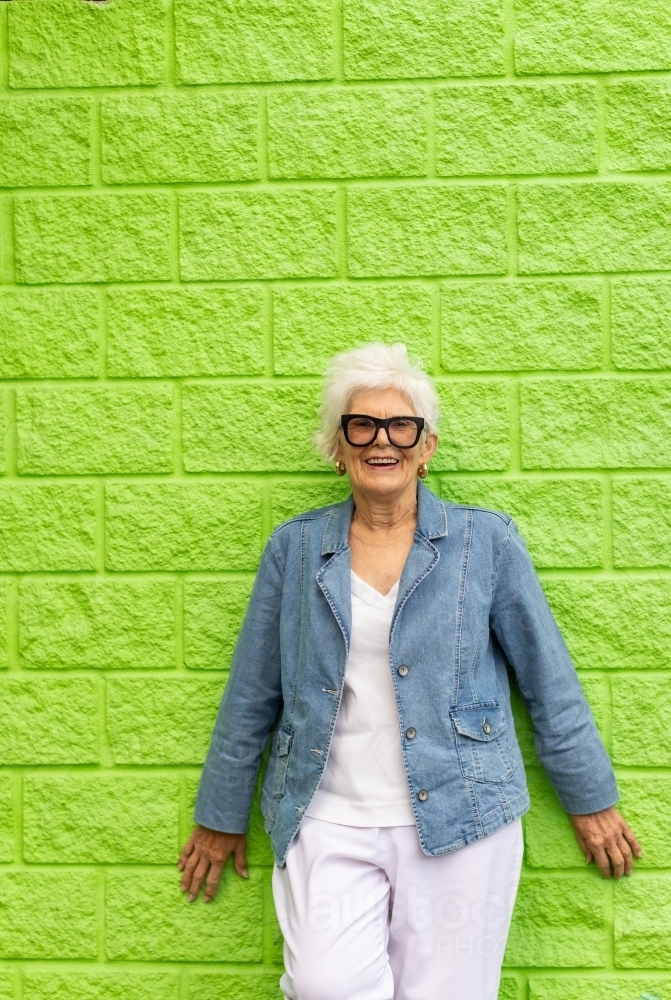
[178,824,248,902]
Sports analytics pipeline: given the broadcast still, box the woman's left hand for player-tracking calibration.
[569,806,642,879]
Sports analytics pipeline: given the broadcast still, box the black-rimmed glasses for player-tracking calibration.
[340,414,425,448]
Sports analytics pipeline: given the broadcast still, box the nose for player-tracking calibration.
[372,425,391,446]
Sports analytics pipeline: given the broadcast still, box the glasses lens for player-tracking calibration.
[388,418,419,447]
[346,417,377,445]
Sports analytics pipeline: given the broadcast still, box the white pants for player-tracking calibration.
[272,816,523,1000]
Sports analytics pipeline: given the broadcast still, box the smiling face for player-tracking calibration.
[335,387,438,503]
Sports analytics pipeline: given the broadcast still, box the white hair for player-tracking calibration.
[314,342,440,461]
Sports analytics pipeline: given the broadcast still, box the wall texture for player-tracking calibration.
[1,0,670,997]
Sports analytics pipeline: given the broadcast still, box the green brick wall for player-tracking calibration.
[1,0,670,997]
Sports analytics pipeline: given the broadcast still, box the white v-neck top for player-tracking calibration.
[306,570,416,826]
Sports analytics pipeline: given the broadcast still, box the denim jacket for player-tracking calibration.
[195,482,618,867]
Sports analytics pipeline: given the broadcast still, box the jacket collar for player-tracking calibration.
[321,480,448,555]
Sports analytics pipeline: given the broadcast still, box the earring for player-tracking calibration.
[335,461,347,476]
[417,463,428,479]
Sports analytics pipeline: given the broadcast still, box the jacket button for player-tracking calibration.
[398,664,409,677]
[482,721,492,735]
[405,727,416,739]
[418,789,429,801]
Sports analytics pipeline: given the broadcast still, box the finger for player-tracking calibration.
[591,844,613,879]
[233,839,249,879]
[178,837,195,870]
[180,849,201,893]
[622,824,643,858]
[617,836,634,876]
[188,857,210,902]
[204,861,224,903]
[606,841,625,880]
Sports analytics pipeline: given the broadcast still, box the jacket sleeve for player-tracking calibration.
[490,518,618,815]
[194,533,284,833]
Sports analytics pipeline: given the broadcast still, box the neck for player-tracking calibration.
[351,482,419,533]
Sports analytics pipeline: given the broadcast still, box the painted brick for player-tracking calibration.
[433,380,510,471]
[184,580,254,671]
[0,872,97,959]
[19,579,175,671]
[612,677,671,767]
[0,677,98,765]
[347,185,508,278]
[504,874,607,967]
[273,284,433,375]
[8,0,166,88]
[268,87,428,180]
[441,280,602,372]
[542,578,671,670]
[518,182,671,274]
[0,484,96,572]
[611,277,671,370]
[524,771,595,869]
[0,581,9,671]
[106,677,223,765]
[105,868,263,961]
[529,979,671,1000]
[105,483,263,572]
[189,972,283,1000]
[521,378,671,469]
[23,972,180,1000]
[612,478,671,568]
[615,876,671,968]
[0,96,90,188]
[498,979,521,1000]
[174,0,334,84]
[102,93,258,185]
[180,190,337,281]
[17,386,173,475]
[14,193,171,285]
[107,287,265,378]
[514,0,671,74]
[0,289,99,378]
[183,383,322,473]
[440,477,603,568]
[0,777,12,863]
[23,774,179,864]
[618,777,671,869]
[343,0,504,79]
[436,83,597,177]
[606,80,671,173]
[270,477,351,528]
[0,972,13,1000]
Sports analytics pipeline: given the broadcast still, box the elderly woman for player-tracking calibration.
[179,343,641,1000]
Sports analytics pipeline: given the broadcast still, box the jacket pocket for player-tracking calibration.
[450,702,517,784]
[272,725,293,799]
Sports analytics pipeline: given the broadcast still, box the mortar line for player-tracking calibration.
[334,0,345,84]
[97,868,106,963]
[173,381,184,477]
[502,0,516,78]
[95,481,105,575]
[507,183,518,276]
[509,379,522,472]
[0,2,8,92]
[175,574,185,672]
[166,0,177,87]
[262,479,273,542]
